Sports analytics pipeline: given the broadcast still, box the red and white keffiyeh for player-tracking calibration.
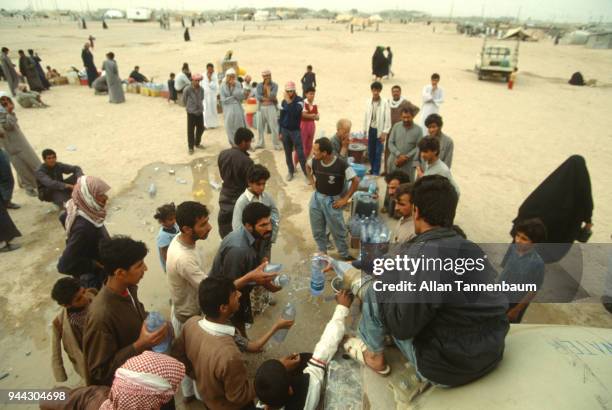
[99,351,185,410]
[64,175,110,235]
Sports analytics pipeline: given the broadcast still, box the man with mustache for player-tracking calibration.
[209,202,280,336]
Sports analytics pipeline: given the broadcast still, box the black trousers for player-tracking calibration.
[187,113,204,149]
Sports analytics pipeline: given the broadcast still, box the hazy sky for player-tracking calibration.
[1,0,611,23]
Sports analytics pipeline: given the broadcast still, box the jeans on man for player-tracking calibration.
[367,127,383,175]
[280,128,306,176]
[309,191,350,258]
[187,113,204,150]
[358,282,431,383]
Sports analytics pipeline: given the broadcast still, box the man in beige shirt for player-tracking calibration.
[166,201,212,401]
[390,183,416,249]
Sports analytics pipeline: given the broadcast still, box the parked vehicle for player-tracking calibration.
[475,38,519,81]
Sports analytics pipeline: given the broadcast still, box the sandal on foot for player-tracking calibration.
[343,337,391,376]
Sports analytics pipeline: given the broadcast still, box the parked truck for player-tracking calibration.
[475,38,519,81]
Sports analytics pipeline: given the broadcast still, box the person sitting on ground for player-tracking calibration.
[92,74,108,95]
[500,218,546,323]
[50,277,97,383]
[154,203,179,273]
[382,169,410,216]
[39,351,185,410]
[330,118,351,161]
[83,236,170,387]
[128,65,149,83]
[46,65,60,79]
[390,183,416,247]
[345,175,509,387]
[171,276,297,410]
[16,84,49,108]
[416,137,460,196]
[36,148,83,208]
[255,290,353,410]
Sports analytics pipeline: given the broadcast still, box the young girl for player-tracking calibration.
[295,86,318,165]
[154,203,179,272]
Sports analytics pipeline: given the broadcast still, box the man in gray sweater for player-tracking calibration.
[386,108,423,180]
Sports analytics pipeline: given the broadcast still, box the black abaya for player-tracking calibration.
[511,155,593,262]
[0,202,21,243]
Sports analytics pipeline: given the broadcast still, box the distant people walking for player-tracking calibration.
[371,46,389,81]
[255,70,281,150]
[420,73,444,129]
[202,63,219,128]
[1,47,21,97]
[101,52,125,104]
[182,73,205,154]
[219,68,247,146]
[18,49,43,92]
[81,43,98,87]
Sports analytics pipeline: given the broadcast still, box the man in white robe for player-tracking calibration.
[202,63,219,129]
[420,73,444,130]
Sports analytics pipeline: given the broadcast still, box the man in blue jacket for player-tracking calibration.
[279,81,306,182]
[347,175,509,387]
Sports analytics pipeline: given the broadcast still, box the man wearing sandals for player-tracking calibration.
[345,175,509,386]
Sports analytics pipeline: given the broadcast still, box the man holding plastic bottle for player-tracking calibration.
[209,202,281,336]
[83,236,169,387]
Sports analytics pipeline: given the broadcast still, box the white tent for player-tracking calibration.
[334,14,353,23]
[103,9,124,19]
[369,14,383,22]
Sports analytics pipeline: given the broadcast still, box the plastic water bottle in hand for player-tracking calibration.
[145,311,171,353]
[310,254,327,296]
[273,303,296,343]
[273,273,290,288]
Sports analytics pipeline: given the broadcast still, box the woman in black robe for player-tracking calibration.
[371,46,388,80]
[28,49,50,90]
[511,155,593,263]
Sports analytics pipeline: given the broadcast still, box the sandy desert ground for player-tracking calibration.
[1,17,611,408]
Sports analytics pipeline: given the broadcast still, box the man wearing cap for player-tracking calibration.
[182,73,205,155]
[254,70,281,150]
[279,82,307,181]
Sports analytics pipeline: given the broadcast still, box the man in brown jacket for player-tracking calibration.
[172,276,300,410]
[50,277,97,382]
[83,236,169,387]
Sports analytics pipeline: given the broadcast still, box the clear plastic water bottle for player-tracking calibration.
[145,311,171,353]
[273,303,296,343]
[273,273,290,288]
[310,255,327,296]
[368,180,377,195]
[148,182,157,198]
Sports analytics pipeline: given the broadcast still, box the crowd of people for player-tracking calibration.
[0,28,601,410]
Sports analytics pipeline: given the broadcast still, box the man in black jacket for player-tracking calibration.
[36,148,83,208]
[351,175,509,386]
